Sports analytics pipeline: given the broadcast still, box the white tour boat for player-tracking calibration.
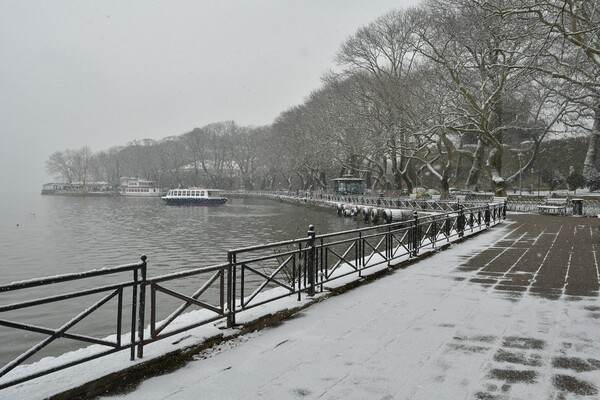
[161,188,228,206]
[120,178,163,197]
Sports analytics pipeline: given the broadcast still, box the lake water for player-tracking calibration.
[0,192,362,367]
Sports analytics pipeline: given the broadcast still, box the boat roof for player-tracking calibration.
[170,188,225,191]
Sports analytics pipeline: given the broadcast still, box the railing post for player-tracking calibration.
[357,230,363,276]
[227,251,236,328]
[386,223,392,263]
[297,241,303,301]
[412,211,419,257]
[458,206,465,238]
[307,225,316,297]
[130,269,138,361]
[431,219,437,248]
[136,255,147,359]
[485,204,491,227]
[469,211,474,232]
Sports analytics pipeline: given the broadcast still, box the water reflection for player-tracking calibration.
[1,195,362,282]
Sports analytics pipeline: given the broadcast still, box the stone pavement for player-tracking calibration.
[90,214,600,400]
[462,213,600,300]
[90,213,600,399]
[452,213,600,399]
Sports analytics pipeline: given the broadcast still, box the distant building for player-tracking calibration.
[41,182,71,195]
[40,181,115,195]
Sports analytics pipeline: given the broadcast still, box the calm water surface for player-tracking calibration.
[0,192,361,366]
[0,193,362,281]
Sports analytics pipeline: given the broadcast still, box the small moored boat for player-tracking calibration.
[161,188,228,206]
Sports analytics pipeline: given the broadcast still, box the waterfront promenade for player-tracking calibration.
[2,212,599,399]
[88,213,599,400]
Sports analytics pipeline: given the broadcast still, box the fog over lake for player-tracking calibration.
[0,0,419,191]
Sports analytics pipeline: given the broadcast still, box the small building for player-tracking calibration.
[332,175,365,195]
[41,182,71,195]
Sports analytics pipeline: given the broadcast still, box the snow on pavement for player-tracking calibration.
[3,216,599,400]
[90,217,600,400]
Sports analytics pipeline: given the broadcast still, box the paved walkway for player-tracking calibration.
[462,213,600,300]
[19,214,584,400]
[92,214,600,399]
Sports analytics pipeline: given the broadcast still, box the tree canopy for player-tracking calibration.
[46,0,600,195]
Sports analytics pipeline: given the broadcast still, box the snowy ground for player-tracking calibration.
[3,214,599,400]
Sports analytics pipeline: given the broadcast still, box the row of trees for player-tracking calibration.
[46,0,600,196]
[46,122,273,190]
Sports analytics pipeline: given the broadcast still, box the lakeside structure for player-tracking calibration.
[41,178,163,197]
[41,181,115,196]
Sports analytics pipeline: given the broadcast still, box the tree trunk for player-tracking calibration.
[488,146,506,196]
[466,139,485,190]
[583,99,600,180]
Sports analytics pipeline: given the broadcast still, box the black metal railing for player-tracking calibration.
[244,189,600,217]
[223,202,504,326]
[0,203,505,389]
[0,258,146,389]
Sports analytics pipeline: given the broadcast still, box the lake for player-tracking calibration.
[0,192,362,366]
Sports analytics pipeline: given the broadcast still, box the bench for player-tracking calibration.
[538,198,568,215]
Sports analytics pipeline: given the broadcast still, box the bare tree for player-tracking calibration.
[46,150,75,183]
[230,126,268,190]
[90,146,123,185]
[408,0,564,195]
[200,121,237,188]
[68,146,93,184]
[334,8,423,192]
[478,0,600,179]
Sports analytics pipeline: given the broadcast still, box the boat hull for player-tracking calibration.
[162,197,228,206]
[120,191,163,197]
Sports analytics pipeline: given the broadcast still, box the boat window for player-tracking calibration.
[200,191,205,196]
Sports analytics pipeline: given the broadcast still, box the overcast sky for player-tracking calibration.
[1,0,420,190]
